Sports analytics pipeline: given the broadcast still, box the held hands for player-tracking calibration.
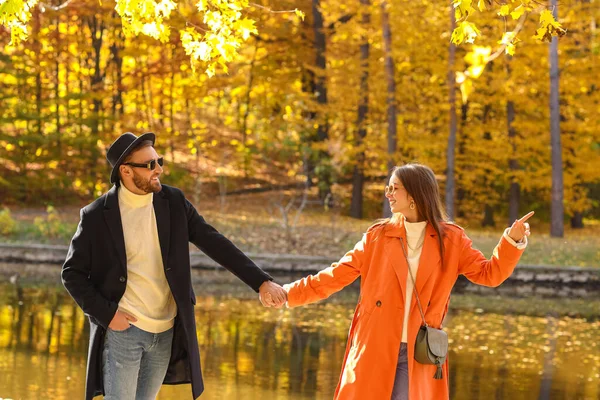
[259,281,288,308]
[108,309,137,331]
[507,211,534,243]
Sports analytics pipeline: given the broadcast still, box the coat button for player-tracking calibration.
[376,300,382,307]
[119,276,126,283]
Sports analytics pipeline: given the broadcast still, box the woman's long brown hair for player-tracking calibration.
[389,163,448,264]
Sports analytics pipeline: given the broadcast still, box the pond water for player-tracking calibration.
[0,268,598,400]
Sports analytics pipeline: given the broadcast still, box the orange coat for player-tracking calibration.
[285,219,525,400]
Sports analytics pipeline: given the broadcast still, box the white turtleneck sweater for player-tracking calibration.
[401,220,428,343]
[117,182,177,333]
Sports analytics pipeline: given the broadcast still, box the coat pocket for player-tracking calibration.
[350,300,376,347]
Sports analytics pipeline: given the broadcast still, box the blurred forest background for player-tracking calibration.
[0,0,599,241]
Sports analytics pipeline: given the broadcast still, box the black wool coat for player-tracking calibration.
[62,184,272,400]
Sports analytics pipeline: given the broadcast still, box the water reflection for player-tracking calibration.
[0,272,598,400]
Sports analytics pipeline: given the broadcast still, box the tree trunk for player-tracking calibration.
[549,0,564,237]
[33,9,43,137]
[455,101,468,218]
[169,48,176,163]
[381,1,397,218]
[301,67,316,188]
[592,0,597,56]
[241,42,258,177]
[350,0,370,219]
[482,204,495,227]
[110,15,124,121]
[241,43,258,146]
[571,212,584,228]
[507,97,520,224]
[311,0,332,204]
[446,6,457,220]
[89,16,105,137]
[476,61,495,227]
[87,15,106,194]
[54,15,61,155]
[78,52,84,138]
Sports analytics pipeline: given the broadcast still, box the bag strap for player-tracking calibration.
[400,237,428,328]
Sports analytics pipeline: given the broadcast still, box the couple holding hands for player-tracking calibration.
[62,132,532,400]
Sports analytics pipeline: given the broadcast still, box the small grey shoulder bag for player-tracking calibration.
[400,237,448,380]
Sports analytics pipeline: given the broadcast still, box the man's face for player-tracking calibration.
[126,146,163,194]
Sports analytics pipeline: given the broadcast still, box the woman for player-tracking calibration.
[282,163,533,400]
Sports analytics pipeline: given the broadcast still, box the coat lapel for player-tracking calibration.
[153,191,171,269]
[383,223,408,302]
[103,186,127,273]
[413,224,442,298]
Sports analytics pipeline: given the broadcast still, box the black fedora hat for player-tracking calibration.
[106,132,156,184]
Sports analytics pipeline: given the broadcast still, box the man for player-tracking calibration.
[62,132,287,400]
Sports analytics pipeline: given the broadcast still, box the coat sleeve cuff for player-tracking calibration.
[283,283,291,308]
[503,228,527,250]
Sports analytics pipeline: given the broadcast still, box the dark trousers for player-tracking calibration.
[391,342,409,400]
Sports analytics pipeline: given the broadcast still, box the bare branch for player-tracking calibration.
[249,3,299,14]
[38,0,74,12]
[485,12,528,63]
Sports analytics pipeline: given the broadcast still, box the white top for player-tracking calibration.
[401,220,428,343]
[117,182,176,333]
[400,221,528,343]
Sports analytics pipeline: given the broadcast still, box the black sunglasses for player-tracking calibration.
[123,157,164,170]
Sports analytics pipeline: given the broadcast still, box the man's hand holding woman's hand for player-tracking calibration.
[259,281,288,308]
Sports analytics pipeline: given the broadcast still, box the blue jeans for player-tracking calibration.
[102,325,174,400]
[391,343,409,400]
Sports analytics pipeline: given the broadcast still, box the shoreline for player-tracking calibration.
[0,243,599,290]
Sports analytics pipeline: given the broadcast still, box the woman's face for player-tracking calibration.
[385,174,412,214]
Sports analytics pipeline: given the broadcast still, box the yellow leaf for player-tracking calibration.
[204,11,223,31]
[451,26,465,45]
[477,0,486,11]
[468,65,485,78]
[197,42,212,61]
[539,9,555,25]
[498,5,510,16]
[510,5,525,20]
[294,8,305,20]
[235,18,257,40]
[453,0,474,19]
[0,73,17,85]
[142,22,160,39]
[453,21,482,44]
[506,43,516,55]
[35,148,42,156]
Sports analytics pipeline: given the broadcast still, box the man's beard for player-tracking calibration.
[132,171,162,194]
